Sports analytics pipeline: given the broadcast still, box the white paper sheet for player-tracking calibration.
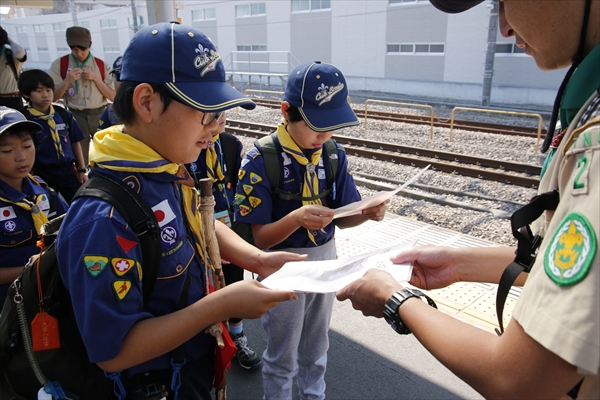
[333,164,431,219]
[261,241,415,293]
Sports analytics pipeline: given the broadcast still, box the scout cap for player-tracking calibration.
[111,56,123,81]
[429,0,484,13]
[120,21,255,112]
[66,26,92,48]
[285,61,358,132]
[0,107,42,136]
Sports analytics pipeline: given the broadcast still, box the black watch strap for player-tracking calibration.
[383,288,437,335]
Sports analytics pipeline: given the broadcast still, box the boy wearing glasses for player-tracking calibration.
[55,22,306,399]
[49,26,115,166]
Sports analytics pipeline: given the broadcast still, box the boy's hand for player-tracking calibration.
[295,205,335,230]
[255,251,308,278]
[391,245,460,290]
[219,280,297,319]
[82,68,97,83]
[336,269,402,318]
[362,200,388,221]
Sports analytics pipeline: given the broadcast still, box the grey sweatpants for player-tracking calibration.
[261,239,337,400]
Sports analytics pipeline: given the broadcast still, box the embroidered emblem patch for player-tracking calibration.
[249,196,262,208]
[243,184,253,195]
[238,169,246,180]
[545,212,597,286]
[0,206,16,221]
[250,172,262,184]
[161,226,178,245]
[234,194,246,205]
[84,255,109,278]
[112,258,135,277]
[3,220,16,232]
[117,236,138,253]
[136,262,142,282]
[122,175,141,193]
[239,204,252,216]
[113,280,132,301]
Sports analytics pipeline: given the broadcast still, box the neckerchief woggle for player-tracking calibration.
[0,175,49,234]
[28,105,64,159]
[276,120,325,246]
[90,126,210,268]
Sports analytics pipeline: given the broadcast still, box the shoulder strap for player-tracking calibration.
[94,57,105,81]
[323,139,338,202]
[72,173,161,305]
[255,134,281,192]
[52,104,71,135]
[219,132,239,186]
[495,189,560,335]
[60,55,69,80]
[4,48,19,82]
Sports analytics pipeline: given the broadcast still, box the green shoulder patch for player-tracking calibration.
[545,212,597,286]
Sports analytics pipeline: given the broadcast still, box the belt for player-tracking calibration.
[70,106,105,115]
[0,92,22,97]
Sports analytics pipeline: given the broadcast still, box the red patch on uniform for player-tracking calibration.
[116,236,138,253]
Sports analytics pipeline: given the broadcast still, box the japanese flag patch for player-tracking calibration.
[545,212,597,286]
[152,199,176,227]
[0,206,16,221]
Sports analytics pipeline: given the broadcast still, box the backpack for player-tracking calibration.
[21,104,72,138]
[3,47,22,82]
[60,54,105,81]
[0,173,161,400]
[231,133,339,246]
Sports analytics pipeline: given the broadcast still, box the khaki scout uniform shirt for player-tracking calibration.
[0,49,24,94]
[513,91,600,399]
[49,54,113,110]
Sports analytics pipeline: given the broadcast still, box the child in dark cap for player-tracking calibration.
[53,22,306,400]
[0,107,68,308]
[234,61,388,399]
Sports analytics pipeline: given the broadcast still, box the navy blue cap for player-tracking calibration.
[120,22,255,112]
[0,107,42,136]
[285,62,358,132]
[111,56,122,81]
[429,0,484,13]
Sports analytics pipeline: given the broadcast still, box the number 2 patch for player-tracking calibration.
[572,151,592,195]
[545,212,597,286]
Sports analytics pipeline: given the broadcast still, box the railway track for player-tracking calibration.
[249,98,545,139]
[226,119,541,188]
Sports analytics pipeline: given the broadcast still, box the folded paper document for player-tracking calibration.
[261,241,415,293]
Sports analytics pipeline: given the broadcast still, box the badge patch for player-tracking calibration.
[152,199,176,227]
[249,196,262,208]
[3,220,16,232]
[545,212,597,286]
[122,175,141,193]
[113,280,132,301]
[250,172,262,184]
[117,236,138,253]
[112,258,135,276]
[239,204,252,216]
[234,194,246,205]
[161,226,178,245]
[136,262,142,282]
[243,184,253,195]
[84,255,109,278]
[37,194,50,212]
[0,206,16,221]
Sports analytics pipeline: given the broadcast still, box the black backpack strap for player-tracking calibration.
[219,132,239,187]
[73,173,161,305]
[495,190,560,335]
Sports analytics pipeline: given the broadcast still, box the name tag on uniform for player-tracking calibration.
[38,194,50,212]
[56,123,67,131]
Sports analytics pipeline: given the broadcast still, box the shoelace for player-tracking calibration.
[234,335,255,356]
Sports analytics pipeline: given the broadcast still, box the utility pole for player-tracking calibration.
[146,0,175,25]
[481,0,498,107]
[70,0,78,26]
[131,0,139,33]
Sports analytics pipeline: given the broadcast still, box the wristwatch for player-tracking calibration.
[383,288,437,335]
[77,168,87,173]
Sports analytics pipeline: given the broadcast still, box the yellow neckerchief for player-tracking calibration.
[205,134,225,183]
[276,120,324,246]
[28,105,63,159]
[0,175,49,234]
[90,126,210,268]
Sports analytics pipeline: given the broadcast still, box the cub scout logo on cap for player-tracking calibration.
[194,43,221,77]
[84,255,109,278]
[545,212,597,286]
[112,258,135,277]
[316,82,344,106]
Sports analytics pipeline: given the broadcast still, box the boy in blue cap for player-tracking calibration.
[234,61,388,399]
[98,56,123,130]
[18,69,88,203]
[0,107,68,307]
[56,22,306,399]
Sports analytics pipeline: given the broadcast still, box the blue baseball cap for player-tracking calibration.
[0,107,42,136]
[111,56,123,81]
[285,62,358,132]
[429,0,484,13]
[120,22,255,112]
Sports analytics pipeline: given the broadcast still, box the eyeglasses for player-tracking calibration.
[202,111,222,126]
